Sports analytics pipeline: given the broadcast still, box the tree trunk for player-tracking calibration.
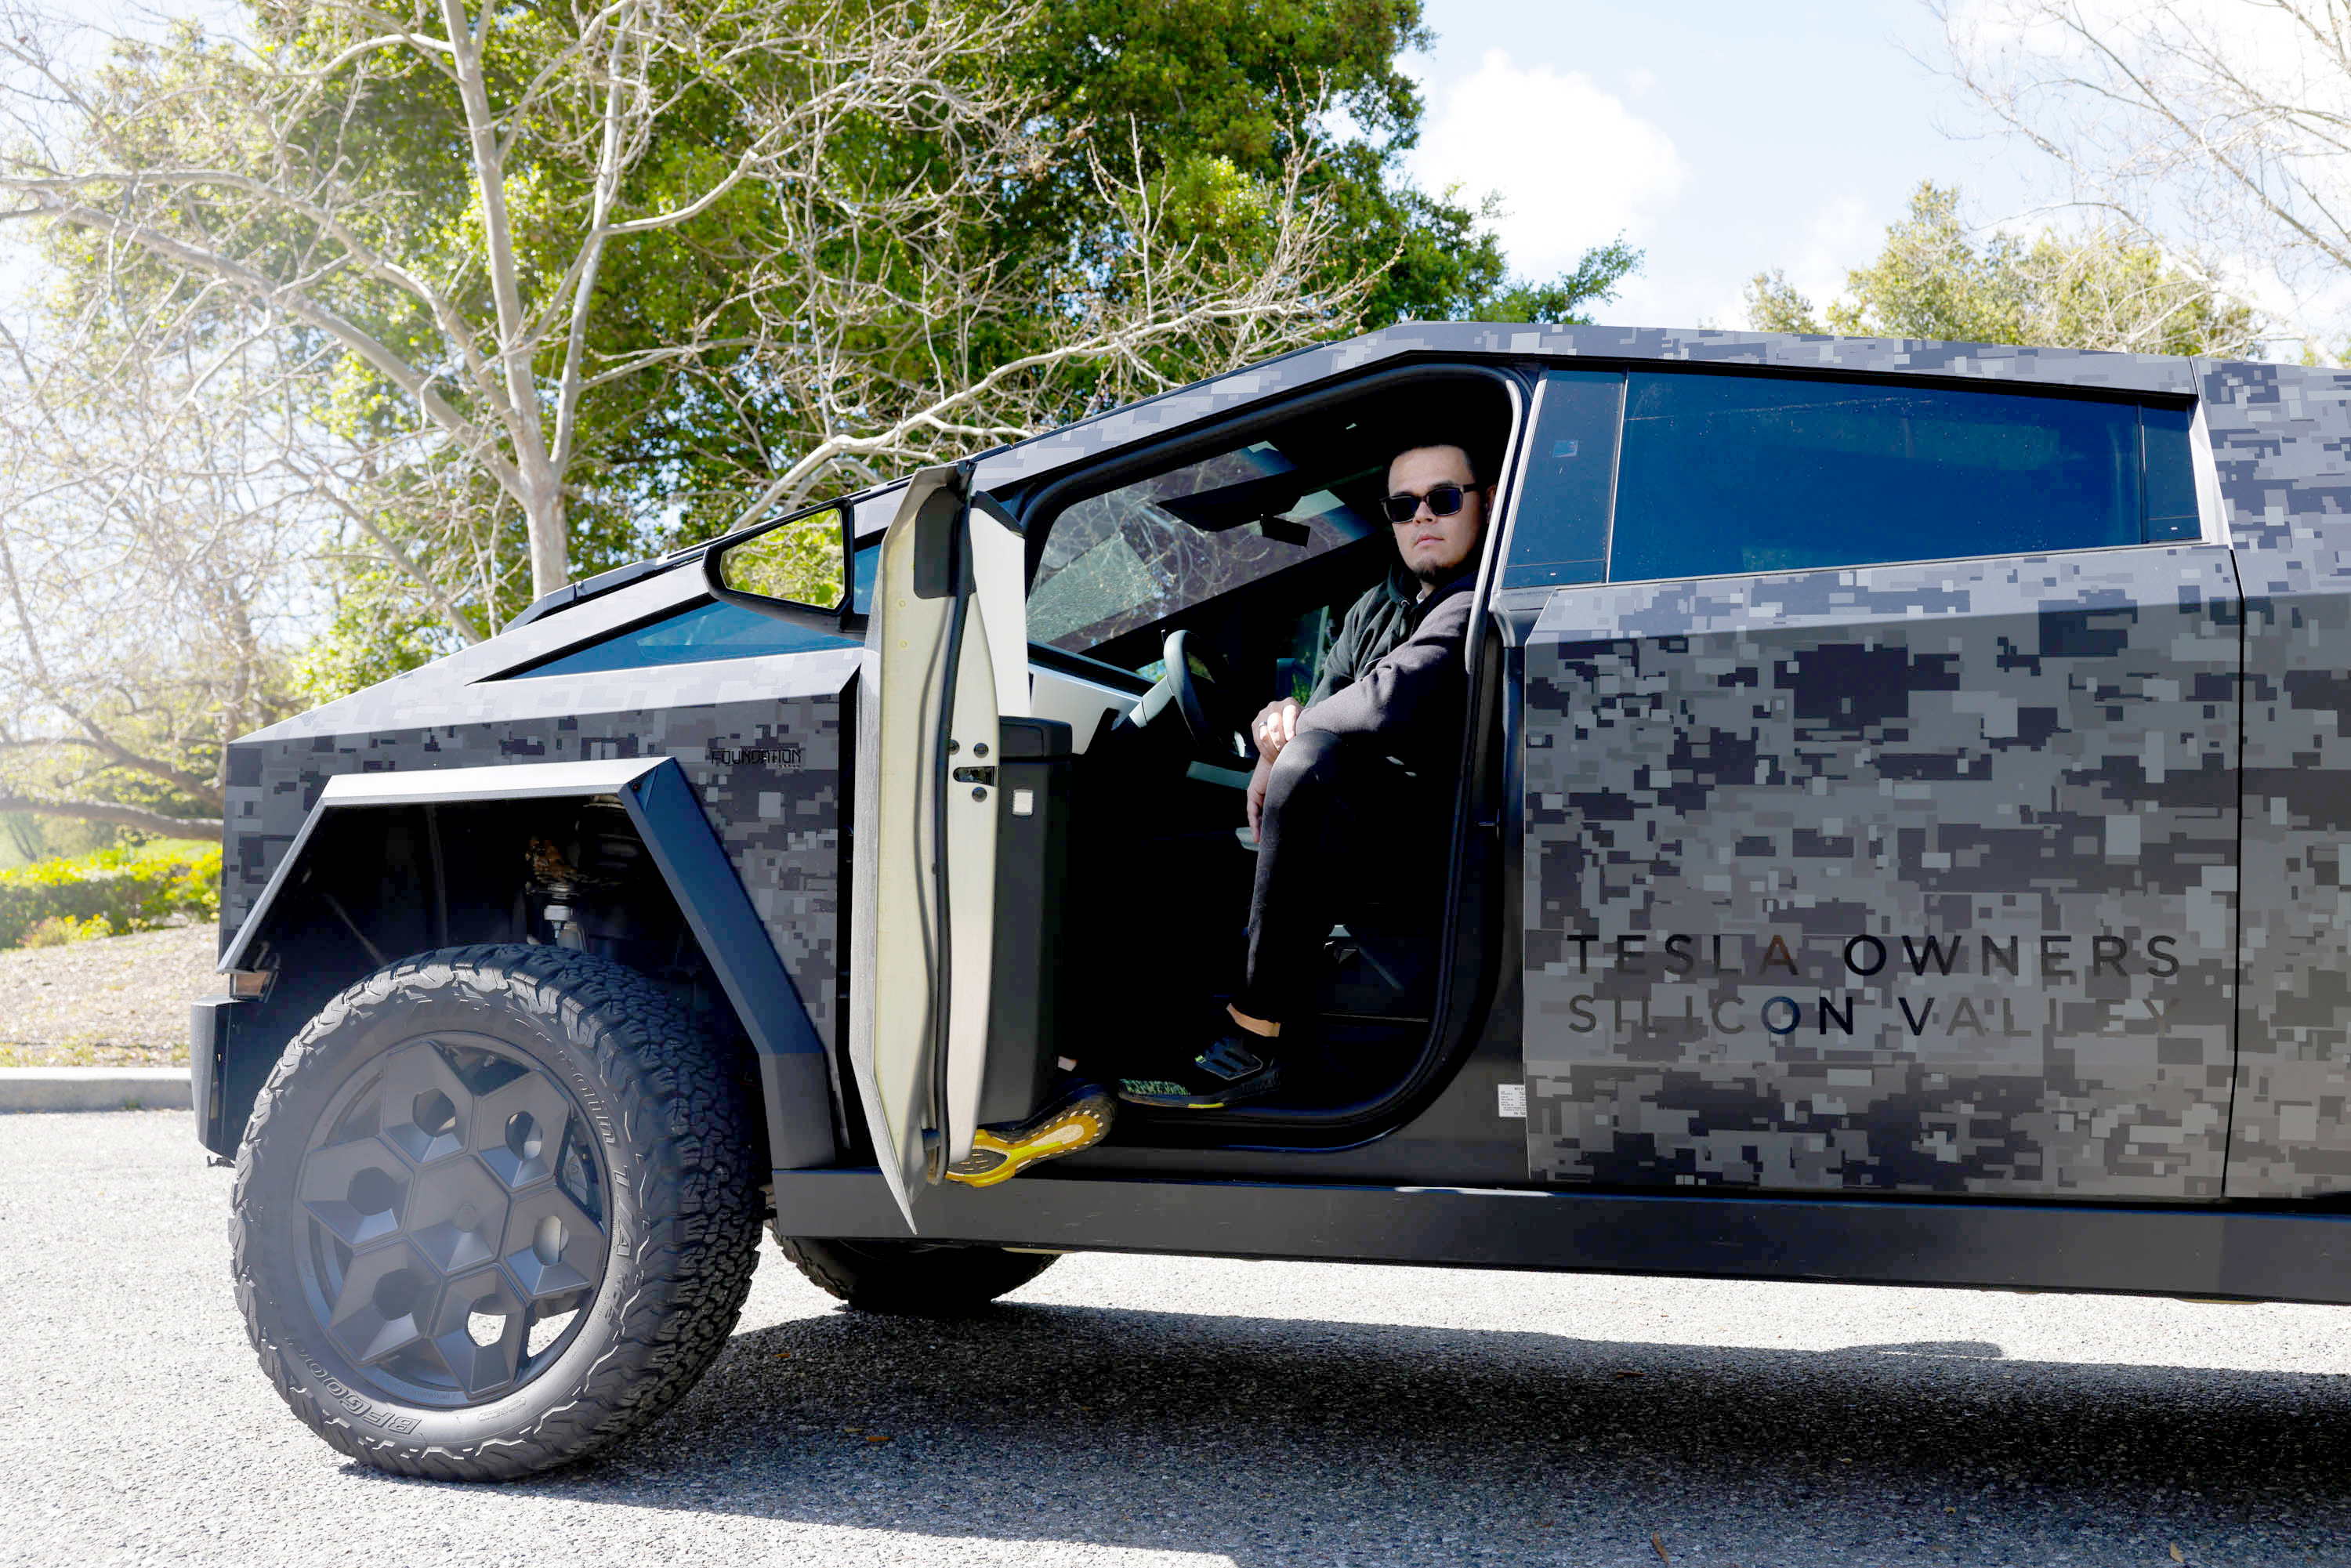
[525,480,568,603]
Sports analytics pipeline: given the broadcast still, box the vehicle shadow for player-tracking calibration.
[406,1298,2351,1564]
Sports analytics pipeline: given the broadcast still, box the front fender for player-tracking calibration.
[207,757,835,1168]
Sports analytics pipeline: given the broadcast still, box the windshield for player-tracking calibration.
[1027,440,1382,653]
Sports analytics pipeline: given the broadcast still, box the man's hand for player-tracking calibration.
[1250,697,1302,762]
[1246,754,1273,841]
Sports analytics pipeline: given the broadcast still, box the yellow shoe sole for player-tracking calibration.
[945,1085,1115,1189]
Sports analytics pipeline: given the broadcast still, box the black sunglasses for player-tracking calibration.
[1380,483,1471,523]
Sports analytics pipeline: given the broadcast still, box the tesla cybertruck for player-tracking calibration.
[196,323,2351,1476]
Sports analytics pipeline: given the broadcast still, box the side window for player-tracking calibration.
[850,538,880,616]
[848,489,902,616]
[510,600,853,679]
[1608,372,2200,583]
[1027,441,1381,656]
[1502,369,1623,590]
[2142,404,2201,541]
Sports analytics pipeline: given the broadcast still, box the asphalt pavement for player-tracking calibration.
[4,1110,2347,1567]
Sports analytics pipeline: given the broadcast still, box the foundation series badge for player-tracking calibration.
[705,742,802,772]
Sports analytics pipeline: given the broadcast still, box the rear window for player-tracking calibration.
[1606,373,2200,583]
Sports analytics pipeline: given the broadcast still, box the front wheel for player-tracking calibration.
[231,946,766,1479]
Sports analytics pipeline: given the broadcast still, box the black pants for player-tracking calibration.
[1232,730,1448,1025]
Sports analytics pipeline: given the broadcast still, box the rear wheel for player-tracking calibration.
[231,945,765,1479]
[775,1235,1059,1313]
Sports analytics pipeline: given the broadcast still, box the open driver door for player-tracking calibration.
[850,465,1035,1229]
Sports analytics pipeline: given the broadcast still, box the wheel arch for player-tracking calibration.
[196,757,838,1171]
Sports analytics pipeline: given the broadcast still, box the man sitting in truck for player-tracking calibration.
[1116,434,1494,1110]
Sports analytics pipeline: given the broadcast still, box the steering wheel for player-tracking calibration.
[1157,628,1245,766]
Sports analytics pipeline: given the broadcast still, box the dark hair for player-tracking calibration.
[1390,433,1494,488]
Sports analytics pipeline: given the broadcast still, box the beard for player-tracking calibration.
[1408,525,1480,586]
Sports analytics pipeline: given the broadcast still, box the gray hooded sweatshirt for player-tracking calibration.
[1299,561,1478,772]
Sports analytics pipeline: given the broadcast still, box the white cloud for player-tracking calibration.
[1788,196,1879,302]
[1696,195,1881,331]
[1408,49,1690,281]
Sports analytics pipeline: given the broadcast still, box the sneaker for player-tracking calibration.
[1117,1030,1283,1110]
[945,1080,1116,1189]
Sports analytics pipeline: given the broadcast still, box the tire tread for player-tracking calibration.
[232,944,765,1480]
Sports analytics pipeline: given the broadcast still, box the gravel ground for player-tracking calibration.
[4,1110,2348,1568]
[0,923,216,1066]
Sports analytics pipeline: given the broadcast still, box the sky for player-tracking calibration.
[1400,2,2048,332]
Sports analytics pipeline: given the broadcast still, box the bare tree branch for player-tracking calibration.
[0,270,313,829]
[1939,0,2351,355]
[313,487,483,644]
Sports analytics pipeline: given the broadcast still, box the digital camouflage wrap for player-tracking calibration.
[1520,546,2241,1198]
[222,646,856,1049]
[2208,360,2351,1199]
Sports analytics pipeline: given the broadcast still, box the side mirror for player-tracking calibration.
[704,502,865,632]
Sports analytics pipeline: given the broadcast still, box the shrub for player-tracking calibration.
[0,839,221,950]
[19,913,110,947]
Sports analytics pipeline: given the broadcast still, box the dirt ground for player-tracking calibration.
[0,922,218,1066]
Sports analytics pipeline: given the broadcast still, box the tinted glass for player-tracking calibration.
[1502,370,1621,589]
[1028,440,1380,653]
[853,539,879,616]
[2143,404,2201,541]
[514,600,854,679]
[1610,374,2144,582]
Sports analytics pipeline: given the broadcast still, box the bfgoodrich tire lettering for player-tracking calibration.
[232,945,764,1479]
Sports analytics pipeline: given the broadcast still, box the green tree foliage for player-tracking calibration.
[6,2,1643,712]
[1012,2,1635,325]
[1745,182,2260,356]
[1471,236,1643,324]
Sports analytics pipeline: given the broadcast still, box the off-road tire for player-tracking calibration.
[232,945,765,1480]
[774,1235,1058,1313]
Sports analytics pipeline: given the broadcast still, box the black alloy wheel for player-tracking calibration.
[234,945,765,1479]
[286,1030,609,1404]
